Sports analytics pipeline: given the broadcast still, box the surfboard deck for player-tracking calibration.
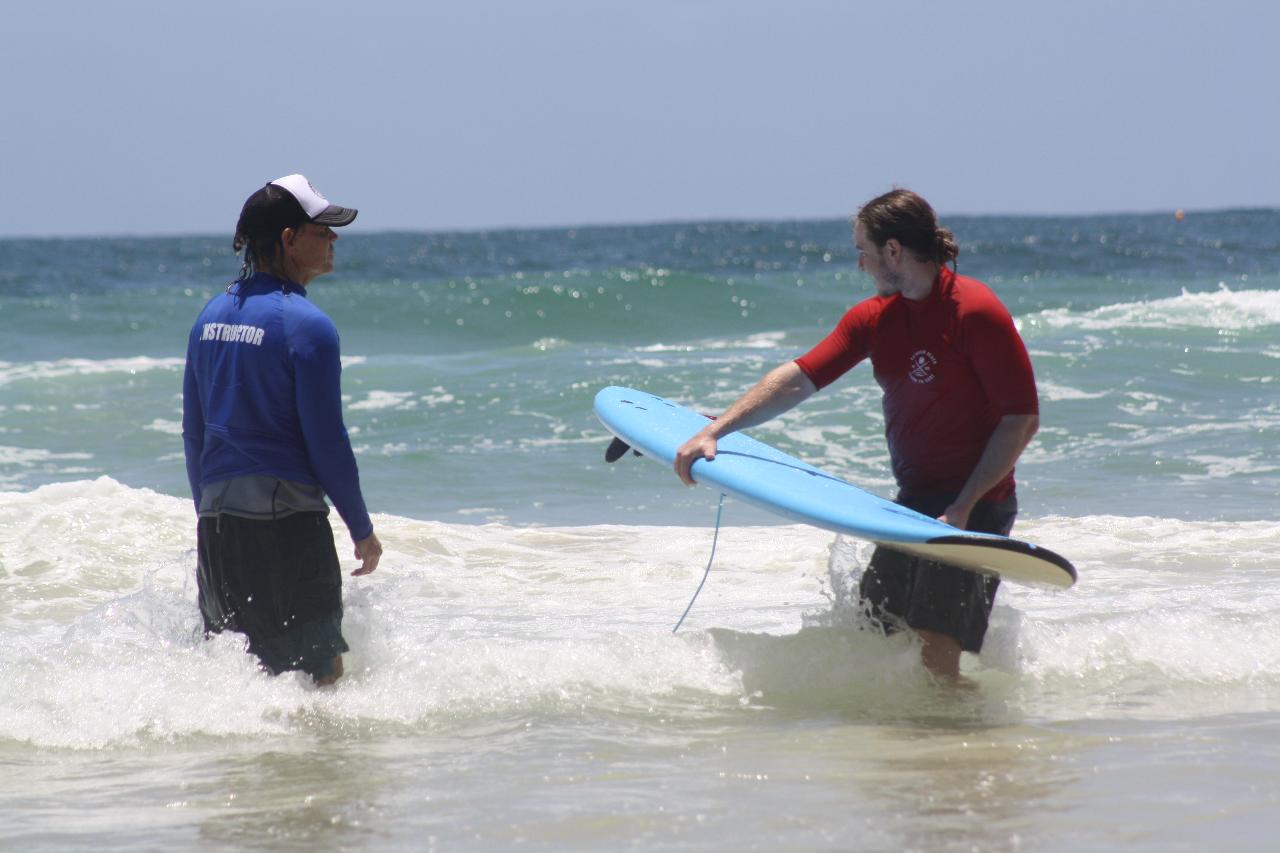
[595,386,1076,589]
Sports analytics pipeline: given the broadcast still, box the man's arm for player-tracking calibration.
[674,361,818,485]
[293,313,375,544]
[941,413,1039,529]
[296,337,382,576]
[181,346,205,511]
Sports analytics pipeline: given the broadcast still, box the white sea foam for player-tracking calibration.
[1,479,1276,748]
[1095,411,1280,451]
[351,441,412,456]
[145,418,183,435]
[0,356,184,387]
[1025,285,1280,332]
[1038,381,1109,402]
[0,445,93,466]
[637,331,787,353]
[420,387,457,408]
[349,390,417,411]
[1179,453,1278,480]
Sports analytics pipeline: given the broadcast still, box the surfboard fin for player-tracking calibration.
[605,437,643,463]
[605,410,718,462]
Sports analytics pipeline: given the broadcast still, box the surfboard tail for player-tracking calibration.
[888,536,1077,589]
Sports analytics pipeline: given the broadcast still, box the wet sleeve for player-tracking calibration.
[794,303,874,390]
[964,300,1039,416]
[291,313,374,541]
[181,328,204,510]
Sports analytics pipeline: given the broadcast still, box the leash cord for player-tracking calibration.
[672,492,726,634]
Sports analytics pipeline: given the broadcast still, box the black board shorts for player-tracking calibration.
[196,511,349,679]
[858,493,1017,654]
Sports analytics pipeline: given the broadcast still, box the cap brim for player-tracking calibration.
[313,205,357,226]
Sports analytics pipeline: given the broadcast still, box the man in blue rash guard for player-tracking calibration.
[182,174,383,685]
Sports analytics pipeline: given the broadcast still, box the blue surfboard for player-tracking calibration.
[595,386,1076,588]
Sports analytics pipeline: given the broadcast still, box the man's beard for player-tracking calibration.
[875,267,904,296]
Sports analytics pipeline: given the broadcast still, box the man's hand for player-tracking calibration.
[672,362,817,486]
[938,500,975,531]
[674,430,718,485]
[352,532,383,576]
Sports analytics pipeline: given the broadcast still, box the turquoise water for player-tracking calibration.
[2,211,1279,849]
[4,212,1278,523]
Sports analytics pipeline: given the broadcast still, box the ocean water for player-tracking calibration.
[1,211,1278,850]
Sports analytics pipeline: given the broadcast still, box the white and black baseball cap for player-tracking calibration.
[235,173,358,256]
[268,174,358,227]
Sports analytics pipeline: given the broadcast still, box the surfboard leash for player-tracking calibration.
[672,492,727,634]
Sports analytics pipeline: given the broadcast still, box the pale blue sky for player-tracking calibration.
[2,0,1275,237]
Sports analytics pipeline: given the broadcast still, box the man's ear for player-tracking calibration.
[883,237,903,264]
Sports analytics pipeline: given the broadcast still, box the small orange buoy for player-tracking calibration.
[1174,209,1186,221]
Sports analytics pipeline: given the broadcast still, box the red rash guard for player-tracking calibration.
[795,267,1038,502]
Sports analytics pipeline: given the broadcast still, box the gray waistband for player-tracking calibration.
[198,475,329,520]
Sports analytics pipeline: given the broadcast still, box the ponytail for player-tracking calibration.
[934,226,959,267]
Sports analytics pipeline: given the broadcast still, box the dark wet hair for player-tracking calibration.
[232,184,310,279]
[855,189,959,267]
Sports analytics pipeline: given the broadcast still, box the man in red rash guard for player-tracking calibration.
[674,189,1039,679]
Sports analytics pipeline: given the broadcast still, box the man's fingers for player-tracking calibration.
[352,552,379,576]
[675,446,713,485]
[674,452,690,484]
[351,534,383,576]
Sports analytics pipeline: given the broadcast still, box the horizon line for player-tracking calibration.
[2,204,1275,242]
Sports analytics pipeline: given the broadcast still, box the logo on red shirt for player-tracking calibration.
[909,349,938,384]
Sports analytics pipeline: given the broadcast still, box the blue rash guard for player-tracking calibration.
[181,272,373,542]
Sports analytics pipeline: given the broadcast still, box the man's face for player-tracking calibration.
[853,220,902,297]
[287,222,337,282]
